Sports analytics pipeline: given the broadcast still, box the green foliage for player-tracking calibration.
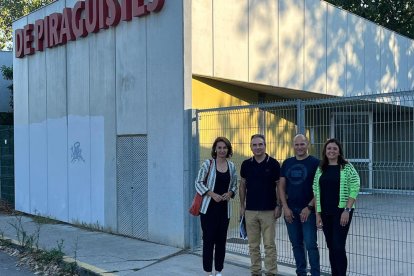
[36,239,65,264]
[0,0,55,50]
[8,215,41,252]
[31,211,60,225]
[1,215,81,275]
[1,65,13,110]
[0,65,12,80]
[325,0,414,39]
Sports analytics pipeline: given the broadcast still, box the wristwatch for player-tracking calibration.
[344,207,352,213]
[307,205,314,211]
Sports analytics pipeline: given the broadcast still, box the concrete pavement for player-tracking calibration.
[0,213,296,275]
[0,250,35,276]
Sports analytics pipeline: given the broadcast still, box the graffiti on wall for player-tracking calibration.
[71,141,85,163]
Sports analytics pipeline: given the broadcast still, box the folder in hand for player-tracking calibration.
[239,215,247,240]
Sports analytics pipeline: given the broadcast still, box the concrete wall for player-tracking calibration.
[0,51,12,113]
[192,0,414,96]
[13,0,189,247]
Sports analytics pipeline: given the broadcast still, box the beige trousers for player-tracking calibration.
[245,210,277,275]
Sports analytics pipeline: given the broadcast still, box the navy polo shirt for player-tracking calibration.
[240,154,280,211]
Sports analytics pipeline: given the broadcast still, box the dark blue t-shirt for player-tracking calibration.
[281,155,319,209]
[240,154,280,211]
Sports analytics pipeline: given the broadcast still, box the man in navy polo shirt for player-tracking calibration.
[239,134,281,276]
[279,134,320,276]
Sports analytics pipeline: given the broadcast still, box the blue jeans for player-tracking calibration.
[285,207,320,276]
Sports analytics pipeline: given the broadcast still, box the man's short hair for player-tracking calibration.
[250,134,266,144]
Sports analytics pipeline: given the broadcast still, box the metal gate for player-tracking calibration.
[195,91,414,276]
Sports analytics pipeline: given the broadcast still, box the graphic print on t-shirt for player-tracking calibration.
[286,163,308,186]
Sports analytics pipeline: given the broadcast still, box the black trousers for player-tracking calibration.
[200,202,230,272]
[321,208,353,276]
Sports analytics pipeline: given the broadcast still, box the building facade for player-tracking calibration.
[13,0,414,249]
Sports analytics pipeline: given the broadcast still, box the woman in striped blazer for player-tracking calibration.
[195,137,238,276]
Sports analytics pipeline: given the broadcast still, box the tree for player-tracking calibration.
[1,65,13,110]
[0,0,55,50]
[325,0,414,39]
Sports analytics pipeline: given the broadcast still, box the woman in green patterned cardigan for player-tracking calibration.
[313,138,360,276]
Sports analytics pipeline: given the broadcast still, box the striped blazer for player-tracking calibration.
[313,163,360,213]
[195,159,238,218]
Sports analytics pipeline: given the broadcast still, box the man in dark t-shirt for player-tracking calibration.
[239,134,281,276]
[279,134,320,276]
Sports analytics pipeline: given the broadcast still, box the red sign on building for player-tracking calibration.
[15,0,165,58]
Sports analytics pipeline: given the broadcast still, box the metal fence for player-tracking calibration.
[195,91,414,276]
[0,125,14,208]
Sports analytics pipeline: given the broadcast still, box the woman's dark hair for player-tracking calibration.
[211,137,233,158]
[320,138,348,171]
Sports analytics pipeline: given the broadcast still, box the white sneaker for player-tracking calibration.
[216,273,222,276]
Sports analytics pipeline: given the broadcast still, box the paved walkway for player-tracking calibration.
[0,213,296,275]
[0,250,34,276]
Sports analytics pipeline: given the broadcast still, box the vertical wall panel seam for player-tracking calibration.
[88,33,92,223]
[146,18,148,135]
[379,27,384,93]
[325,2,328,94]
[394,34,396,91]
[145,16,149,236]
[247,0,250,82]
[212,0,214,76]
[65,42,69,221]
[363,19,366,94]
[277,0,280,87]
[346,11,348,96]
[64,0,69,222]
[26,16,32,213]
[406,39,409,90]
[302,0,305,91]
[45,42,49,215]
[113,17,118,229]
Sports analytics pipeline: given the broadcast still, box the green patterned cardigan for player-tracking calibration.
[313,163,360,213]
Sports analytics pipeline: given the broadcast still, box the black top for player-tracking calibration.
[209,168,230,210]
[213,169,231,195]
[281,155,319,209]
[240,154,280,211]
[319,164,340,215]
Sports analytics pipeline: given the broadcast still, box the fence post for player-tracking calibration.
[259,93,266,134]
[187,109,201,249]
[296,99,305,134]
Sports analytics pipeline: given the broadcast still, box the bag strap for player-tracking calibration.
[202,159,213,186]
